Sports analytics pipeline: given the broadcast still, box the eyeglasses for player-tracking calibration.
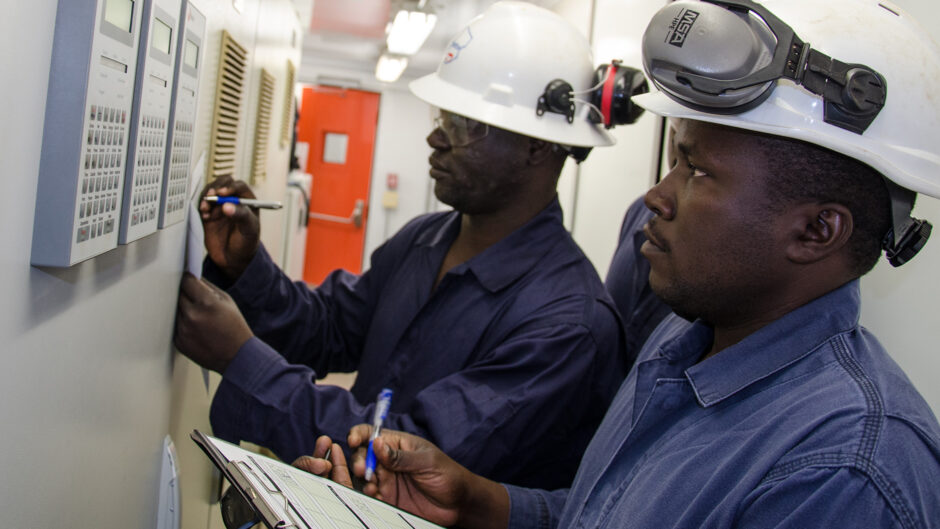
[432,109,489,147]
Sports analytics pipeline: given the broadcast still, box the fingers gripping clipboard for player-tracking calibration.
[191,430,444,529]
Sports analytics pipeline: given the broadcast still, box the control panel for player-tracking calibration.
[119,0,183,244]
[32,0,144,266]
[159,1,206,228]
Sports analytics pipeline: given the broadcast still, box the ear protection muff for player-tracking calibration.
[589,60,650,128]
[642,0,887,134]
[644,0,927,266]
[534,62,649,163]
[536,61,649,129]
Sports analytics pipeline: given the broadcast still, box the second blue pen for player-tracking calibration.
[364,388,393,482]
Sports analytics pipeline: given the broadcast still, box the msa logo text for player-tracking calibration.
[668,9,700,47]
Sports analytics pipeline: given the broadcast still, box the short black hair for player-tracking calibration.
[753,133,892,276]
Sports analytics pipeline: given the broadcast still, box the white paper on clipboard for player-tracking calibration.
[191,431,444,529]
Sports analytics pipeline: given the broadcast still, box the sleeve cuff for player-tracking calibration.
[210,336,295,444]
[203,244,277,299]
[221,335,288,392]
[504,484,557,529]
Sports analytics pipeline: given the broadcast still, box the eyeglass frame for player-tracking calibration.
[432,109,490,147]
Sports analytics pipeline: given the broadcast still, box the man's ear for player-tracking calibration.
[785,202,854,264]
[527,138,557,166]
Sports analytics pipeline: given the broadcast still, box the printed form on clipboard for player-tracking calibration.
[191,430,445,529]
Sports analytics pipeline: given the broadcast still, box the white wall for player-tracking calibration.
[571,0,667,278]
[362,89,436,261]
[238,1,304,263]
[858,0,940,419]
[0,1,302,527]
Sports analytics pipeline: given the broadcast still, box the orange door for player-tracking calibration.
[298,86,380,285]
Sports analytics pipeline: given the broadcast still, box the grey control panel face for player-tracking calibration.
[160,2,206,228]
[119,0,182,244]
[32,0,143,266]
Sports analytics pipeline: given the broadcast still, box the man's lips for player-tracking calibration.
[643,222,669,253]
[429,156,449,179]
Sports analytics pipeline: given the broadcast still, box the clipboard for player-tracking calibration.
[191,430,445,529]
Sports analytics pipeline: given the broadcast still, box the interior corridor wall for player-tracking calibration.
[570,0,667,279]
[361,89,436,262]
[0,1,302,527]
[857,0,940,422]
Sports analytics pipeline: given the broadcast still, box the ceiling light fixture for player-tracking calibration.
[375,52,409,83]
[386,10,438,55]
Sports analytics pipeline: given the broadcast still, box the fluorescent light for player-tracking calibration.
[375,53,409,83]
[386,10,437,55]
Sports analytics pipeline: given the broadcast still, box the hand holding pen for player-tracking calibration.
[365,388,393,482]
[198,176,262,279]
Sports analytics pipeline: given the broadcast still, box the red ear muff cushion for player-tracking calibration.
[601,64,617,126]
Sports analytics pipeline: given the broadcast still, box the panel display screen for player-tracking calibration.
[184,39,199,69]
[152,18,172,54]
[104,0,134,33]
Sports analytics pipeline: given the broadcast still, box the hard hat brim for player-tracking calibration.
[634,89,940,200]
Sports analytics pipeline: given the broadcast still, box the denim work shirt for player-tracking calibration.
[206,198,627,489]
[506,280,940,527]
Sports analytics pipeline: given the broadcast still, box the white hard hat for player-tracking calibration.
[635,0,940,201]
[409,1,615,148]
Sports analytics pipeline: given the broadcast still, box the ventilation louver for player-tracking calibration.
[251,68,276,184]
[280,60,296,148]
[208,30,248,181]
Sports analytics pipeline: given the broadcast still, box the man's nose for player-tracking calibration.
[426,127,451,149]
[644,169,677,220]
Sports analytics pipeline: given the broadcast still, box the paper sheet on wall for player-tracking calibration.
[184,151,211,392]
[186,151,207,278]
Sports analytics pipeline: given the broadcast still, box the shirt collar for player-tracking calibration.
[413,198,569,293]
[673,280,862,407]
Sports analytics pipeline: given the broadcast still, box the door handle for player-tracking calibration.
[309,199,365,228]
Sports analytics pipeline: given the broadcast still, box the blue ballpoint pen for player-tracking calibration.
[365,388,393,482]
[204,195,283,210]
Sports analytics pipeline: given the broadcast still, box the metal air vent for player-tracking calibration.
[251,68,276,184]
[280,60,296,148]
[208,30,248,181]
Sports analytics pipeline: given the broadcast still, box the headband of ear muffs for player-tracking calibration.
[642,0,887,134]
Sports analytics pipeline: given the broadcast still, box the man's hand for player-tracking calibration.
[174,273,253,373]
[346,425,510,529]
[292,435,354,488]
[200,176,261,279]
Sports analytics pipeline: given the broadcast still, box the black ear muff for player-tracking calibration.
[642,0,886,134]
[589,61,649,128]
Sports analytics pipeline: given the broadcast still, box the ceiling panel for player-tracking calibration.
[310,0,392,38]
[300,0,564,86]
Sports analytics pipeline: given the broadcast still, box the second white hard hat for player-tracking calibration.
[410,1,615,148]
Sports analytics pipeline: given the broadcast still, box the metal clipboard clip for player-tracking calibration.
[225,460,304,529]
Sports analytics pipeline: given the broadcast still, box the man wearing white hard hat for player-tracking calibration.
[175,2,650,490]
[300,1,940,527]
